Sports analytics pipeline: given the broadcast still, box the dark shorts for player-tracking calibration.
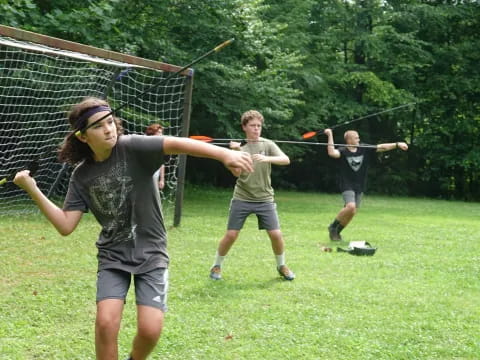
[342,190,363,208]
[96,268,169,312]
[227,199,280,231]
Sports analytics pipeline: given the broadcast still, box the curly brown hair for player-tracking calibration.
[240,110,264,126]
[58,97,123,165]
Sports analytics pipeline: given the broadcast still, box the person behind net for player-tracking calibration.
[323,128,408,241]
[145,123,165,190]
[209,110,295,281]
[13,97,253,360]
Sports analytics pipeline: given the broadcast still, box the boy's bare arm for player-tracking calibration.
[324,129,341,158]
[376,142,409,152]
[163,136,253,175]
[14,170,83,235]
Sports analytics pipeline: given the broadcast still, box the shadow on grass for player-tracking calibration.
[178,275,294,302]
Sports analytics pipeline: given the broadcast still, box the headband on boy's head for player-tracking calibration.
[74,105,112,136]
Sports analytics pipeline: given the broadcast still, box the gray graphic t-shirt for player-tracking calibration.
[63,135,167,274]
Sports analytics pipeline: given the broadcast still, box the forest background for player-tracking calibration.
[1,0,479,200]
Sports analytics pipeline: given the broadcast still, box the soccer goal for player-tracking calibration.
[0,25,193,226]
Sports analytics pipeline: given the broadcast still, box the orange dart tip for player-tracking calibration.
[302,131,318,139]
[189,135,213,142]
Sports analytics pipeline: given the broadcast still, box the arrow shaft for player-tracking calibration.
[76,39,235,136]
[206,138,378,149]
[330,102,416,131]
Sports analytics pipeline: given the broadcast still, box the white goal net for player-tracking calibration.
[0,27,192,225]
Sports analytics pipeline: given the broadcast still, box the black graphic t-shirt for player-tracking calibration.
[63,135,167,274]
[337,145,377,192]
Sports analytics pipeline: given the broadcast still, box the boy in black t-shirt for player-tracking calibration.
[324,128,408,241]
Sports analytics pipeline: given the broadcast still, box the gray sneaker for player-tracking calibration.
[277,265,295,281]
[328,225,342,241]
[209,265,222,280]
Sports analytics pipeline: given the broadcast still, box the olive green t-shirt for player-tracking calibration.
[233,137,285,202]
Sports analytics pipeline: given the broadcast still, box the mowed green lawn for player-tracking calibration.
[0,187,479,359]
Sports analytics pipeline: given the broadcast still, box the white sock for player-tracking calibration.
[213,251,225,267]
[275,253,285,267]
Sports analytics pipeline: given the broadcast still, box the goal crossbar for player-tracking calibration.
[0,25,189,74]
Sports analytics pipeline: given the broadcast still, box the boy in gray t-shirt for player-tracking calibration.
[14,97,253,360]
[64,134,169,274]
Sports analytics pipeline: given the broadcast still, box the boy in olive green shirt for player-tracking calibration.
[209,110,295,281]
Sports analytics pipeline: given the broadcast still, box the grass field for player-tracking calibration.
[0,187,479,359]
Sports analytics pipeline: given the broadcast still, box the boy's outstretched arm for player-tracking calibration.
[14,170,83,235]
[376,142,408,152]
[163,136,254,176]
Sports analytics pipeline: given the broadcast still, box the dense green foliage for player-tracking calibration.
[1,188,479,358]
[1,0,479,199]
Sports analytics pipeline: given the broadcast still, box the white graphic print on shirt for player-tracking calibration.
[89,161,135,243]
[347,155,364,172]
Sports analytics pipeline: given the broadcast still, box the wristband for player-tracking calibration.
[396,142,399,149]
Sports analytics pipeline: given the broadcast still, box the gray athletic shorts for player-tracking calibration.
[227,199,280,231]
[96,268,169,312]
[342,190,363,208]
